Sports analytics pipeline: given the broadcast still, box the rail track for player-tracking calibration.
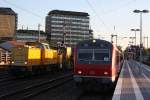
[0,77,16,85]
[0,71,9,77]
[0,73,73,100]
[0,72,16,87]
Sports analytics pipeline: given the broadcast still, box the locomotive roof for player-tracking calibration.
[76,39,112,48]
[77,39,112,45]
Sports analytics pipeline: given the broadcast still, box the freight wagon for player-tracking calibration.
[10,42,72,76]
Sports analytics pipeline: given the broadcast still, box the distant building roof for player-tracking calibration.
[17,30,46,34]
[48,10,89,16]
[0,41,25,51]
[0,7,17,15]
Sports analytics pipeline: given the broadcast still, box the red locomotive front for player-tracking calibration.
[73,39,121,88]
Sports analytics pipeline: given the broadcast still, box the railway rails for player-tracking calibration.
[0,77,16,87]
[0,70,9,76]
[0,73,73,100]
[0,70,16,87]
[28,79,115,100]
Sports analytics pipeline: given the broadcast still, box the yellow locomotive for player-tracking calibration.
[10,42,72,76]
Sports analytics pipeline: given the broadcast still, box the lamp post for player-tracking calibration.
[131,29,140,45]
[133,9,149,63]
[111,34,117,45]
[38,24,41,42]
[63,20,67,46]
[144,36,148,48]
[22,25,24,30]
[69,20,72,46]
[129,37,135,45]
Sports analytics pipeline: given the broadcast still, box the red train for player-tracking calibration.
[73,39,122,89]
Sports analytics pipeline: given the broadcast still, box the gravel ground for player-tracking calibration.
[0,68,114,100]
[0,70,71,97]
[29,80,114,100]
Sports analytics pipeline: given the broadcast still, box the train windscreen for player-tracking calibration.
[78,49,111,64]
[94,49,109,61]
[78,49,93,61]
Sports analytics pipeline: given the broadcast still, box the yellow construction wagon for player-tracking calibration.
[11,46,41,71]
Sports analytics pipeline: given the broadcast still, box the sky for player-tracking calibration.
[1,0,150,49]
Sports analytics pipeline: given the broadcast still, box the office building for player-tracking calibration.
[46,10,91,46]
[0,7,17,39]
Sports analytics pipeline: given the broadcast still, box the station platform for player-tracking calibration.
[112,60,150,100]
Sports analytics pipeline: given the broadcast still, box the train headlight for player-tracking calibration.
[93,39,96,43]
[104,72,108,75]
[78,70,82,74]
[24,62,27,64]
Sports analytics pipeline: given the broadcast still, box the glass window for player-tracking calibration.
[78,49,92,61]
[77,49,110,64]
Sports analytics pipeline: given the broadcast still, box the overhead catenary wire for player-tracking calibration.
[2,0,45,30]
[85,0,112,32]
[85,0,137,34]
[103,0,137,15]
[2,0,43,19]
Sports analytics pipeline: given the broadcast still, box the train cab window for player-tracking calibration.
[77,48,111,64]
[36,44,44,49]
[36,44,50,49]
[44,45,50,49]
[94,49,110,61]
[78,49,92,60]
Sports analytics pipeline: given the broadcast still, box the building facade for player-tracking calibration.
[0,48,11,65]
[0,7,17,39]
[46,10,92,46]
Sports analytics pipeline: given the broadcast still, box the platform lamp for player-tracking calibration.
[130,29,140,46]
[133,9,149,73]
[133,9,149,63]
